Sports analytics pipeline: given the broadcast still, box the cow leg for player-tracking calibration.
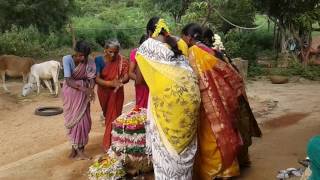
[43,80,54,94]
[22,73,28,83]
[35,75,40,95]
[52,72,59,96]
[1,71,9,92]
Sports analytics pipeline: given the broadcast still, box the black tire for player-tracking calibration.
[35,106,63,116]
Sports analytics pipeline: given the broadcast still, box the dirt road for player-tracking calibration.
[0,79,319,180]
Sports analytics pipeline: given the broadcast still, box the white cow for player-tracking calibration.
[22,60,61,96]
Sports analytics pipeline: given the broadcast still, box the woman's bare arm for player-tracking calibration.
[95,73,120,87]
[128,61,137,80]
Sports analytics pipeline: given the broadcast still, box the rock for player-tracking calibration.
[232,58,248,80]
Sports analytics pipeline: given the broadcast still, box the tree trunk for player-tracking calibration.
[279,25,287,53]
[291,26,312,65]
[273,24,277,50]
[232,58,248,81]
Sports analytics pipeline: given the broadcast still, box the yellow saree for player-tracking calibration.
[136,38,201,179]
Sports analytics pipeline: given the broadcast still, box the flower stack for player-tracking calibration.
[88,154,126,180]
[111,107,152,174]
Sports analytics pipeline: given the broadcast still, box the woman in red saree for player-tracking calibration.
[182,23,243,179]
[203,28,262,168]
[95,39,129,151]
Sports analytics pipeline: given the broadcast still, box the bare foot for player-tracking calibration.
[75,150,92,160]
[68,147,77,159]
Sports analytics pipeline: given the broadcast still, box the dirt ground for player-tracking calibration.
[0,78,319,180]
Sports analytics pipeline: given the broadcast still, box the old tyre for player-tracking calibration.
[35,106,63,116]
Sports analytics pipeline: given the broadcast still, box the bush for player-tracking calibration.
[248,65,268,77]
[0,25,73,58]
[225,29,273,62]
[0,26,46,57]
[224,29,274,77]
[224,30,258,66]
[286,61,320,80]
[268,59,320,80]
[72,16,143,50]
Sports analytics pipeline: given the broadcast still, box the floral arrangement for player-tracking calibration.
[152,18,170,38]
[111,107,152,174]
[88,154,126,180]
[88,107,152,179]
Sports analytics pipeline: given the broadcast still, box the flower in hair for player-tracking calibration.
[152,19,170,38]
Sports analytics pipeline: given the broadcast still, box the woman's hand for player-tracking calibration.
[89,89,95,101]
[111,79,122,87]
[82,87,95,101]
[113,83,124,93]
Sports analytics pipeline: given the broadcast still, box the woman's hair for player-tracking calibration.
[104,39,121,50]
[146,17,160,37]
[74,40,91,58]
[202,28,214,48]
[181,23,203,42]
[146,16,182,57]
[139,34,148,45]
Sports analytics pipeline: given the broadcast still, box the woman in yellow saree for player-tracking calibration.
[135,17,201,179]
[182,23,243,179]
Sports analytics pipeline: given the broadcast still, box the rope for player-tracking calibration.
[213,7,267,30]
[72,26,144,30]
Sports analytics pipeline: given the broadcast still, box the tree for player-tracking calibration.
[255,0,320,64]
[141,0,193,23]
[182,0,256,33]
[218,0,256,33]
[0,0,75,33]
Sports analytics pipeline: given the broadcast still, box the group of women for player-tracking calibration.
[61,16,262,179]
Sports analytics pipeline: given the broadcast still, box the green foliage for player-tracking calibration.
[0,0,75,33]
[0,26,45,57]
[255,0,320,30]
[219,0,256,33]
[224,30,273,64]
[275,58,318,79]
[182,0,256,33]
[224,14,274,58]
[269,60,320,80]
[255,0,320,54]
[72,1,146,50]
[140,0,192,23]
[0,26,72,58]
[248,65,268,77]
[222,17,274,77]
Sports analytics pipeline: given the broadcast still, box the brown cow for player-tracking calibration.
[0,55,35,92]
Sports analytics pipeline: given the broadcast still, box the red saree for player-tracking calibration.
[97,55,129,150]
[190,43,243,178]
